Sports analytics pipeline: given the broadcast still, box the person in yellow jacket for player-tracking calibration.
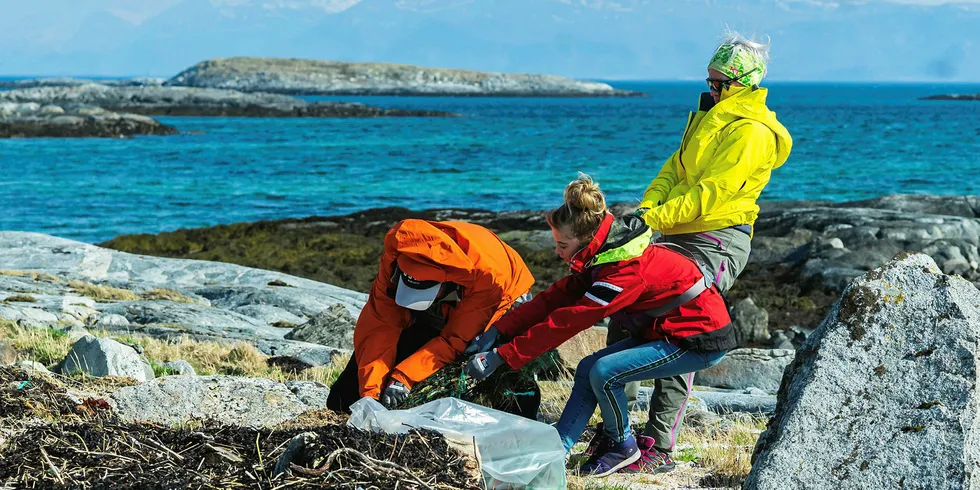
[606,31,793,475]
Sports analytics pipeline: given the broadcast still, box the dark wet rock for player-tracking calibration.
[920,93,980,101]
[0,101,177,138]
[731,297,770,346]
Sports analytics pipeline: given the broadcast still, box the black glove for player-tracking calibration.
[381,380,410,408]
[464,326,501,356]
[464,349,506,381]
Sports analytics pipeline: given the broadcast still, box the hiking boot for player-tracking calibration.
[584,422,604,456]
[579,434,641,478]
[622,435,675,474]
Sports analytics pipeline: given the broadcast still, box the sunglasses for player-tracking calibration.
[706,68,759,92]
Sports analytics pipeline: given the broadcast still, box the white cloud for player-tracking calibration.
[210,0,363,12]
[104,0,185,25]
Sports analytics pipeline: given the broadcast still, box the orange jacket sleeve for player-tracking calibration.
[353,250,412,399]
[391,284,505,388]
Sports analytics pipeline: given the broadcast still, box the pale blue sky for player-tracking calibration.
[3,0,978,81]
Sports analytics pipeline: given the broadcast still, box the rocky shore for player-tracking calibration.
[0,84,457,118]
[165,57,644,97]
[0,102,177,138]
[101,194,980,352]
[3,241,977,488]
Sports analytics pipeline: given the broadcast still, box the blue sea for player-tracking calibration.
[1,81,978,244]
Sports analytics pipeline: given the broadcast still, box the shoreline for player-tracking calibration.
[98,194,980,346]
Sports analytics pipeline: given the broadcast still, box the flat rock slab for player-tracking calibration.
[745,253,980,490]
[109,375,326,428]
[694,348,795,394]
[285,303,356,350]
[0,232,364,365]
[636,386,776,415]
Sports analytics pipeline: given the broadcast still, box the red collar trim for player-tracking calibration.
[568,213,614,274]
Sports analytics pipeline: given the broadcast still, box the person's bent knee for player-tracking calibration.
[575,354,600,383]
[588,356,622,392]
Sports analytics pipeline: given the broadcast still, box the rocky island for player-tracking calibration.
[0,84,457,118]
[164,57,644,97]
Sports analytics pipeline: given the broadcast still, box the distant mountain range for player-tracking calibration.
[2,0,979,81]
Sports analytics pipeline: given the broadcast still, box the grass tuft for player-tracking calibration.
[141,288,200,304]
[68,280,140,302]
[4,294,37,303]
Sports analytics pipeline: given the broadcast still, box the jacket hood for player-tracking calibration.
[702,87,793,169]
[386,220,476,286]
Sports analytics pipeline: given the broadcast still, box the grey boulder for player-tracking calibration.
[56,335,154,383]
[745,253,980,490]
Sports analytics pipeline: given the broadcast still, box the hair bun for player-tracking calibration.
[564,173,606,215]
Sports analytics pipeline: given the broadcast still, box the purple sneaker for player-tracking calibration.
[579,434,641,478]
[622,435,675,474]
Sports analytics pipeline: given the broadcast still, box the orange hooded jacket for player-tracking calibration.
[354,219,535,399]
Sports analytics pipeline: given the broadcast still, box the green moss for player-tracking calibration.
[100,215,570,296]
[102,223,387,293]
[150,361,180,378]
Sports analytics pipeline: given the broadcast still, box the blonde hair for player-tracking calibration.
[547,173,607,241]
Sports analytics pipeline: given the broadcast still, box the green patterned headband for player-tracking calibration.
[707,44,767,87]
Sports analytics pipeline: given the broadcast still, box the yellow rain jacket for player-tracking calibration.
[639,87,792,236]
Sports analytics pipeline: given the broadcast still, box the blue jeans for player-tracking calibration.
[555,337,726,451]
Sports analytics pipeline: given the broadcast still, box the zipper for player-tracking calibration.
[677,111,696,173]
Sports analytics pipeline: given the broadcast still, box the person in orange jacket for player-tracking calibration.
[325,218,535,413]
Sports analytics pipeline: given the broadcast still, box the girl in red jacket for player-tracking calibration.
[464,174,735,477]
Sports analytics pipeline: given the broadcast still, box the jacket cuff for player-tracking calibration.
[638,199,656,210]
[389,370,414,390]
[495,342,525,371]
[494,315,521,338]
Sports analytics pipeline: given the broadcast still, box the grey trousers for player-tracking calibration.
[609,226,751,453]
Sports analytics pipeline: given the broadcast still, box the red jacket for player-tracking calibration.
[495,214,734,370]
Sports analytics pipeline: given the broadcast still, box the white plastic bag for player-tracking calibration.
[349,397,567,490]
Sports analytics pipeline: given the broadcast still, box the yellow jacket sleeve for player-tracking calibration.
[639,151,680,209]
[642,122,774,231]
